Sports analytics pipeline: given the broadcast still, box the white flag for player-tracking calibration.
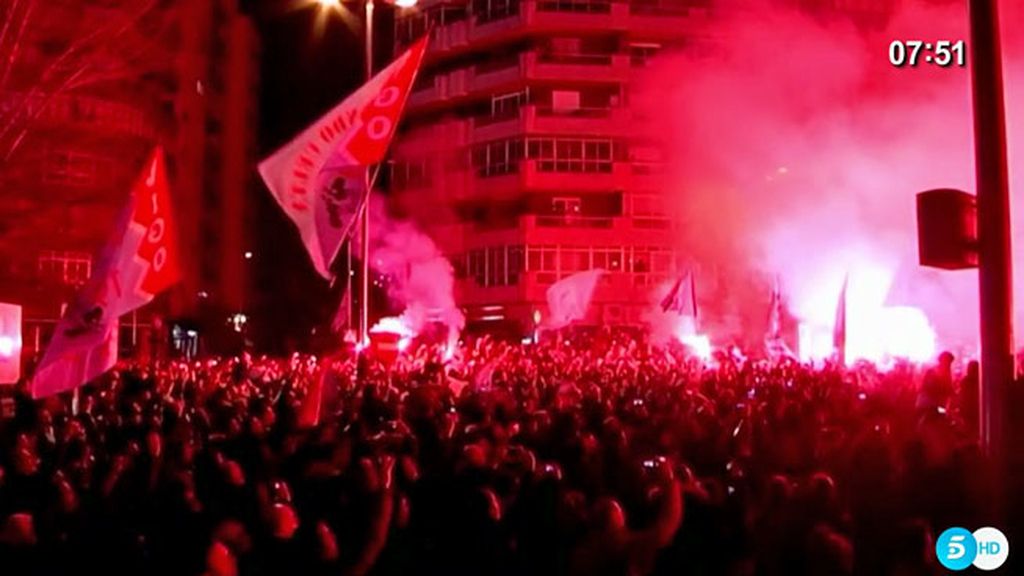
[32,148,179,398]
[545,269,604,329]
[258,36,430,279]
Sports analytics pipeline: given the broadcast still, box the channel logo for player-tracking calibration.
[936,526,1009,571]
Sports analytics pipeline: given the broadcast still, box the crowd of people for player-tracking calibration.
[0,330,990,575]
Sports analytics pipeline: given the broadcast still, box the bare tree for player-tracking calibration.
[0,0,176,162]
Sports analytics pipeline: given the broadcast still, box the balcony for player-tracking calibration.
[407,76,449,109]
[411,50,629,111]
[428,20,471,53]
[470,1,630,44]
[526,51,631,83]
[626,0,711,40]
[531,214,614,228]
[472,104,628,142]
[467,55,524,96]
[403,0,708,60]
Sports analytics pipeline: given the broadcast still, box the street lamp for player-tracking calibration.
[314,0,418,346]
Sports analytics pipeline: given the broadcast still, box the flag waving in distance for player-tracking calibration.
[661,271,698,318]
[546,269,604,329]
[258,35,430,279]
[833,274,848,366]
[32,148,179,399]
[767,275,782,340]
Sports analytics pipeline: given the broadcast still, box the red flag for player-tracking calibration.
[833,274,848,365]
[258,35,430,279]
[32,148,179,398]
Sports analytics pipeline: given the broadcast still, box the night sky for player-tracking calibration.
[245,1,397,352]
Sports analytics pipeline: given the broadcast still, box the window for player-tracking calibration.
[631,194,665,216]
[527,137,614,173]
[38,251,92,286]
[508,245,524,285]
[551,90,581,113]
[551,197,582,215]
[526,245,558,272]
[631,248,650,273]
[492,89,528,119]
[471,138,524,177]
[592,247,623,271]
[560,248,590,272]
[469,249,486,285]
[538,0,612,14]
[391,158,432,190]
[487,246,506,286]
[451,253,468,279]
[548,37,582,58]
[629,42,662,67]
[473,0,521,23]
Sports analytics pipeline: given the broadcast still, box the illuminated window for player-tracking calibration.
[551,197,581,215]
[592,247,623,271]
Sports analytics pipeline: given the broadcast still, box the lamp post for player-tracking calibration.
[360,0,374,347]
[316,0,416,345]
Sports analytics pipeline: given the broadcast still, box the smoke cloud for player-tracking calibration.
[364,193,465,346]
[635,0,1024,355]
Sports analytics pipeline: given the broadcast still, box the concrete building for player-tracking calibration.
[172,0,261,346]
[0,0,259,358]
[390,0,713,334]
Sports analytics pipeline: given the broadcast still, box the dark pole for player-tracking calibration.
[968,0,1013,464]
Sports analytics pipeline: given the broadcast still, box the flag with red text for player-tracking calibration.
[258,35,430,279]
[32,148,179,398]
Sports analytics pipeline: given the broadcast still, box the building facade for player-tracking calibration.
[0,0,259,360]
[390,0,713,333]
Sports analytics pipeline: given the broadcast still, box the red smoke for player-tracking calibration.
[636,0,1024,358]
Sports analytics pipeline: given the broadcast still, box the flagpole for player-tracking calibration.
[346,239,353,332]
[359,0,375,346]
